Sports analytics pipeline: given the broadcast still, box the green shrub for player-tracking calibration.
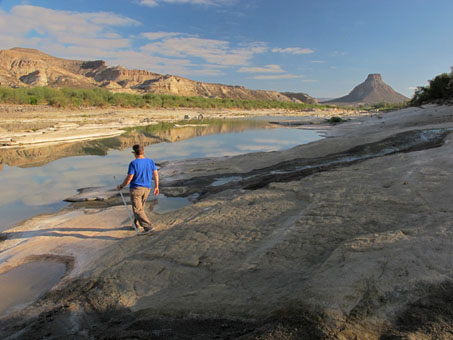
[327,116,343,123]
[0,85,340,111]
[359,102,407,112]
[28,96,38,105]
[48,95,70,107]
[410,70,453,105]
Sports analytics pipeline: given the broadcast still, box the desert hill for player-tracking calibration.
[281,91,319,104]
[326,73,408,105]
[0,47,317,103]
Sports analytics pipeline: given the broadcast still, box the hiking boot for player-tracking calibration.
[133,220,148,232]
[139,227,155,235]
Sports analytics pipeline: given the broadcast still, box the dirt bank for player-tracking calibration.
[1,104,453,339]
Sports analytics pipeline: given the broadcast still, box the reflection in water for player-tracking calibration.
[0,133,159,169]
[210,176,242,187]
[0,119,323,231]
[0,200,67,233]
[0,119,269,169]
[0,261,67,317]
[151,194,196,214]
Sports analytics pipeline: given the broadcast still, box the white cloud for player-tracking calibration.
[311,60,325,64]
[141,31,185,40]
[236,145,279,152]
[138,0,234,7]
[109,50,227,77]
[0,6,240,76]
[141,33,267,66]
[162,0,216,3]
[0,5,288,79]
[272,47,314,55]
[142,37,228,58]
[253,74,304,80]
[238,64,305,81]
[11,5,139,30]
[0,5,139,58]
[138,0,159,6]
[57,35,132,50]
[237,64,284,73]
[252,138,294,145]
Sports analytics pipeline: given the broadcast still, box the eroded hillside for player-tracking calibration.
[0,48,315,103]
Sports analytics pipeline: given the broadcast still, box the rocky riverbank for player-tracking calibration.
[0,104,360,148]
[1,104,453,339]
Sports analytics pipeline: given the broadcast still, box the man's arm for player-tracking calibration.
[153,170,159,195]
[117,174,133,190]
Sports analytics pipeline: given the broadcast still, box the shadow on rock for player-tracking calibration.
[0,304,324,340]
[3,226,133,242]
[380,281,453,340]
[0,276,324,339]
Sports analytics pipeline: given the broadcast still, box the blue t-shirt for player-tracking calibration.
[128,158,157,189]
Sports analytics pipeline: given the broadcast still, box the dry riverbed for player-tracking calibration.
[1,104,453,339]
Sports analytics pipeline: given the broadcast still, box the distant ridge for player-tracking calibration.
[326,74,408,105]
[281,92,318,104]
[0,47,316,103]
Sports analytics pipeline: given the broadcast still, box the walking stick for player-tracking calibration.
[114,176,138,235]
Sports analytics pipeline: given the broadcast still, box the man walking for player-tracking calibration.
[117,144,159,234]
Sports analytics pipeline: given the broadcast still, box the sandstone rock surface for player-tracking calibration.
[1,105,453,339]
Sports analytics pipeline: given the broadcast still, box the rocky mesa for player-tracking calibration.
[326,73,409,105]
[0,47,317,103]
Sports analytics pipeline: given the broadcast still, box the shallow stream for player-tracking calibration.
[0,118,323,231]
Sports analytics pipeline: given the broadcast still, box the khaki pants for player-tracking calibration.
[130,187,152,229]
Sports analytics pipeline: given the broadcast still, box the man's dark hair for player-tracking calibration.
[132,144,144,155]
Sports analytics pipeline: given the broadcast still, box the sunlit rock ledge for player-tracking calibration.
[1,105,453,339]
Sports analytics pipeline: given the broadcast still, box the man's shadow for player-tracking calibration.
[2,225,133,242]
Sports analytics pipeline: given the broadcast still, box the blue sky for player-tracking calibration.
[0,0,452,98]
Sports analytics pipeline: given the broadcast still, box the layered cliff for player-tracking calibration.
[0,47,314,103]
[282,92,319,104]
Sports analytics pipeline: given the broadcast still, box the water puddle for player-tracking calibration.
[0,261,67,317]
[152,194,197,214]
[209,176,242,187]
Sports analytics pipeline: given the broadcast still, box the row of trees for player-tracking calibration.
[0,86,333,111]
[357,102,408,111]
[10,81,450,110]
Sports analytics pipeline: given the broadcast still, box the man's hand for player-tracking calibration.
[153,170,159,196]
[117,174,133,191]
